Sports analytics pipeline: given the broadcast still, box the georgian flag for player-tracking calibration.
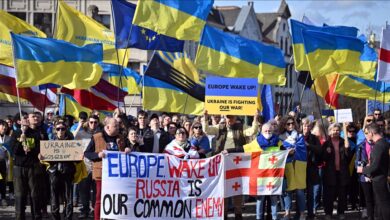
[225,150,289,197]
[378,27,390,82]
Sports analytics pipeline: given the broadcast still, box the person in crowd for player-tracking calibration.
[211,115,222,126]
[244,122,281,220]
[189,122,210,158]
[374,116,386,135]
[311,119,328,145]
[126,127,144,152]
[356,125,376,220]
[70,112,88,133]
[343,123,359,210]
[84,117,130,220]
[182,120,192,135]
[302,118,322,219]
[161,114,171,132]
[279,116,306,220]
[356,115,374,146]
[39,121,76,220]
[373,109,382,121]
[203,111,259,220]
[322,123,352,220]
[159,122,178,153]
[10,117,42,220]
[74,115,100,219]
[164,127,200,159]
[171,114,180,125]
[0,119,10,206]
[136,110,154,153]
[361,123,390,220]
[5,115,14,136]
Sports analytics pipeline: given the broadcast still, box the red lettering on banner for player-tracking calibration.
[167,157,207,178]
[226,152,285,195]
[135,179,180,199]
[208,154,221,177]
[195,197,224,218]
[268,155,278,164]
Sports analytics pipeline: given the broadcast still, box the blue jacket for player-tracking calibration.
[355,139,374,182]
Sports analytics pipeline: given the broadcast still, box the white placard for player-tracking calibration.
[334,109,353,123]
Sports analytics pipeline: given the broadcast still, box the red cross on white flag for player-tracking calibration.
[378,27,390,82]
[224,150,289,197]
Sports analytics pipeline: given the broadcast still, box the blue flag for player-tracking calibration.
[112,0,184,52]
[261,85,275,122]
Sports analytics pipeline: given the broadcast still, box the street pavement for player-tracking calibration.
[0,199,363,219]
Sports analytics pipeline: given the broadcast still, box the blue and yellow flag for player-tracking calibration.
[59,94,110,120]
[99,63,142,94]
[302,30,364,79]
[12,33,103,89]
[0,10,46,66]
[357,35,377,80]
[55,1,127,66]
[335,75,390,102]
[290,19,358,71]
[259,85,275,122]
[195,25,286,85]
[143,51,205,115]
[112,0,184,52]
[132,0,213,41]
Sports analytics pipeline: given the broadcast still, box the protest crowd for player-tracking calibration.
[0,107,389,220]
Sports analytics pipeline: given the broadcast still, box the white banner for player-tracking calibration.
[101,152,225,220]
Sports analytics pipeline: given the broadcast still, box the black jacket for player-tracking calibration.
[10,128,41,167]
[322,138,353,186]
[137,126,154,153]
[363,138,389,183]
[305,134,322,184]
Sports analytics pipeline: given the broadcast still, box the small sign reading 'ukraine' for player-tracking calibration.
[205,77,258,116]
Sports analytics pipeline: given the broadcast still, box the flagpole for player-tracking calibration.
[312,80,328,140]
[382,82,386,112]
[111,0,132,111]
[298,72,310,105]
[10,33,23,119]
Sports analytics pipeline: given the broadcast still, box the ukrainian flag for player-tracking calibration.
[283,136,307,191]
[290,19,358,71]
[55,1,128,66]
[132,0,213,41]
[357,35,378,80]
[0,10,46,66]
[12,33,103,89]
[59,94,110,120]
[99,63,142,94]
[143,51,204,115]
[335,75,390,102]
[302,30,364,79]
[195,25,286,85]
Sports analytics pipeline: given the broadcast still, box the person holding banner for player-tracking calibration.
[39,121,76,220]
[84,117,129,220]
[203,111,259,220]
[164,128,200,159]
[243,122,282,220]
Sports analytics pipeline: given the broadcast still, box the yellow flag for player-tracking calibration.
[54,1,128,66]
[0,10,46,66]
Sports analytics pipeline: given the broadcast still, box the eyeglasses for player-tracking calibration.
[89,121,98,124]
[193,126,202,129]
[286,122,294,126]
[56,127,66,131]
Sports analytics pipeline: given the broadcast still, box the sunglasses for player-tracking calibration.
[56,127,66,131]
[286,122,295,126]
[176,131,186,135]
[193,126,202,129]
[89,121,98,124]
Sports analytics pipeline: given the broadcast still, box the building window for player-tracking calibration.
[100,14,111,29]
[9,12,26,21]
[33,13,52,37]
[283,23,286,31]
[280,37,284,51]
[285,38,289,55]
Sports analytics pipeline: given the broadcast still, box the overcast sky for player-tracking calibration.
[215,0,389,38]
